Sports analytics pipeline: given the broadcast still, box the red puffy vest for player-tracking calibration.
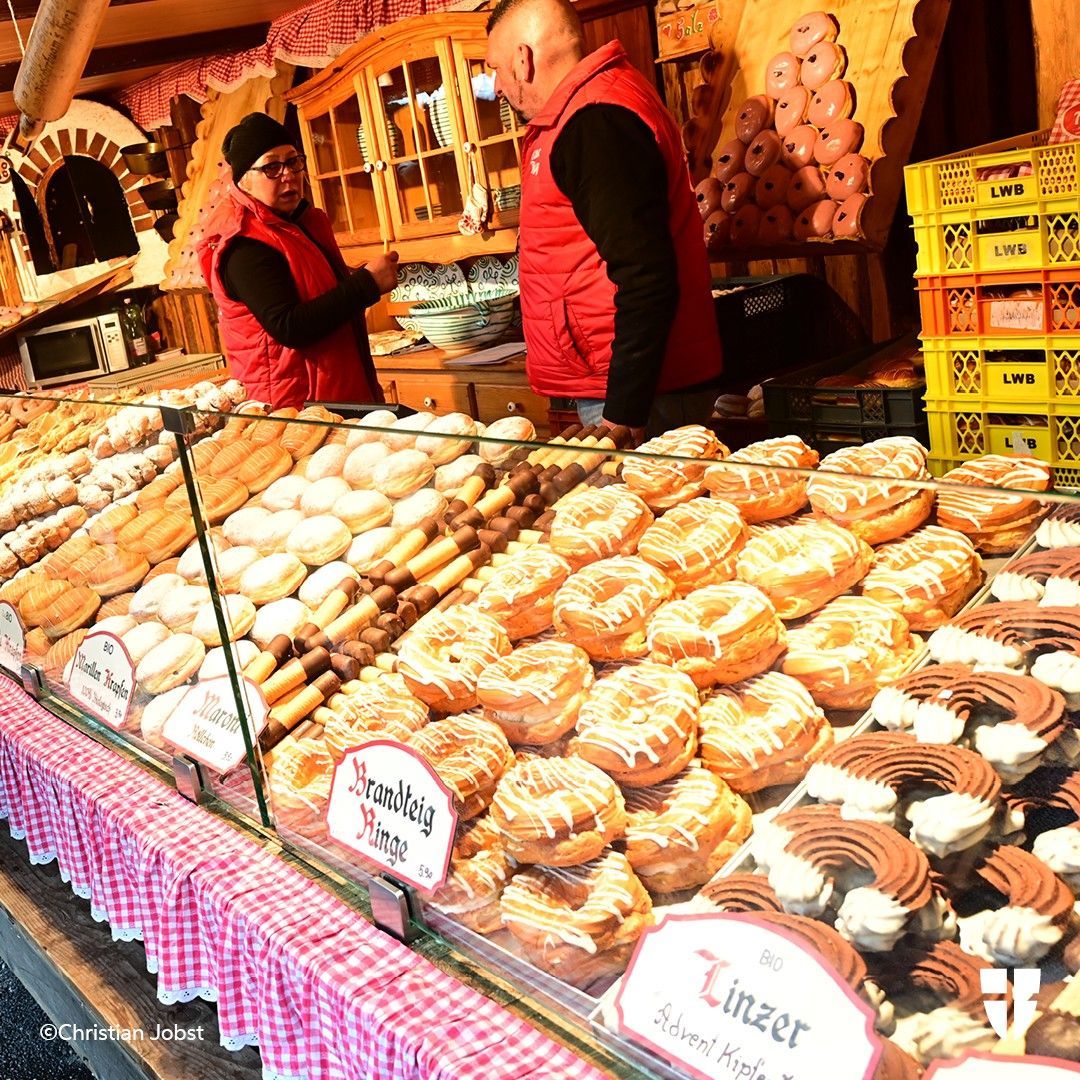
[199,184,380,410]
[518,41,722,402]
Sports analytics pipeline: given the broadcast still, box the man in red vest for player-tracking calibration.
[199,112,398,409]
[486,0,722,441]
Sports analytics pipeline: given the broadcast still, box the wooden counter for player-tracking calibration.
[374,343,555,435]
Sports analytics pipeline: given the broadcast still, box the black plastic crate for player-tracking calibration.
[762,336,925,429]
[812,422,931,457]
[713,273,869,390]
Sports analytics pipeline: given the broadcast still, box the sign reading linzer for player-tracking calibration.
[925,1052,1080,1078]
[163,676,268,774]
[0,600,24,675]
[326,740,457,891]
[68,632,134,730]
[615,913,883,1080]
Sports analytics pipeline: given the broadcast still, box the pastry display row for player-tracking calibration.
[0,388,1077,1077]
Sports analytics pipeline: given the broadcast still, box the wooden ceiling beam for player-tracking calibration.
[7,0,154,18]
[0,21,270,93]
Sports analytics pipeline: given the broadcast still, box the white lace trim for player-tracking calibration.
[262,1064,303,1080]
[28,848,56,866]
[157,985,218,1005]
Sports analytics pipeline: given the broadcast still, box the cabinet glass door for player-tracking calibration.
[366,45,468,239]
[299,86,389,246]
[454,48,524,229]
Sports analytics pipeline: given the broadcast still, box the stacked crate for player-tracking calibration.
[904,131,1080,481]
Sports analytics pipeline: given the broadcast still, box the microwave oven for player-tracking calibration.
[17,312,130,388]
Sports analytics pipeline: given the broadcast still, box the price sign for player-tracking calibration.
[989,299,1043,332]
[615,913,882,1080]
[924,1052,1080,1078]
[326,740,457,891]
[657,0,721,60]
[67,632,135,730]
[0,601,23,675]
[163,676,268,774]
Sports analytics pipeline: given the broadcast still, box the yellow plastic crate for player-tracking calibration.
[906,130,1080,276]
[921,335,1080,403]
[925,399,1080,475]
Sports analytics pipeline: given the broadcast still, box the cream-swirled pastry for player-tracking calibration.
[870,663,1066,782]
[1036,502,1080,549]
[990,546,1080,606]
[806,731,1004,855]
[751,804,937,951]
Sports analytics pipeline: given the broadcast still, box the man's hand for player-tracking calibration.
[601,416,646,447]
[364,250,400,294]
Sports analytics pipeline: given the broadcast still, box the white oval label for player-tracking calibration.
[68,632,135,730]
[326,740,457,891]
[0,600,24,675]
[163,676,268,775]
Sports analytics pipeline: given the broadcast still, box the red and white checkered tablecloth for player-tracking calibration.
[0,679,609,1080]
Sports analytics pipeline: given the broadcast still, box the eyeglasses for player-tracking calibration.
[248,154,307,180]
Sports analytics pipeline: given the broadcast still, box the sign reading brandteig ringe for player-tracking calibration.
[326,740,457,891]
[614,914,883,1080]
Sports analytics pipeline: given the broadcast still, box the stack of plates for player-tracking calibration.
[500,98,516,132]
[356,120,404,163]
[429,93,453,148]
[414,204,443,222]
[407,287,518,351]
[493,184,521,211]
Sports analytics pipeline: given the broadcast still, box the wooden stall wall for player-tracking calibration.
[576,0,658,82]
[688,0,1038,343]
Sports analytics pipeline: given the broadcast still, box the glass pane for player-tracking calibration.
[343,172,378,234]
[333,95,365,171]
[481,140,521,216]
[309,113,338,174]
[317,177,349,232]
[465,57,519,140]
[390,151,462,227]
[376,66,425,160]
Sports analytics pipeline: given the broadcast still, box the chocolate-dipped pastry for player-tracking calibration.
[752,804,935,950]
[1026,1010,1080,1061]
[806,731,1003,856]
[699,872,784,912]
[991,546,1080,605]
[961,844,1074,965]
[754,911,868,993]
[869,940,991,1018]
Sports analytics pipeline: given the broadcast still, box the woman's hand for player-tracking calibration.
[364,250,400,294]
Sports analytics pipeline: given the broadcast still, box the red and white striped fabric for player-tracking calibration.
[0,679,607,1080]
[116,0,456,131]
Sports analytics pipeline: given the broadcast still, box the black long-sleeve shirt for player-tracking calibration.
[218,207,381,349]
[549,103,680,428]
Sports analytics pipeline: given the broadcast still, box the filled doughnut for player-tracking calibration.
[397,605,512,712]
[499,851,653,988]
[781,594,917,709]
[807,436,933,545]
[636,496,746,595]
[620,425,726,510]
[814,119,864,166]
[800,40,846,90]
[490,755,626,865]
[477,640,593,744]
[553,555,674,660]
[745,130,782,177]
[425,816,513,935]
[698,671,831,791]
[622,761,752,893]
[321,673,429,758]
[754,163,791,209]
[790,11,838,57]
[704,435,818,521]
[409,713,514,819]
[735,517,873,618]
[774,85,810,136]
[549,485,653,568]
[765,52,801,98]
[647,581,786,687]
[571,661,699,787]
[735,95,773,144]
[712,139,746,183]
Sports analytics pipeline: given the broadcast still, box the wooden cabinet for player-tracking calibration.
[375,348,552,435]
[287,13,523,265]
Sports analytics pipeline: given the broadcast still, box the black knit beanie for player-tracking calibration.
[222,113,296,179]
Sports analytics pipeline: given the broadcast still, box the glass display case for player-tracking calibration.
[4,388,1080,1076]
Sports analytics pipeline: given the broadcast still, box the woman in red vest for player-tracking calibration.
[486,0,722,441]
[199,113,398,410]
